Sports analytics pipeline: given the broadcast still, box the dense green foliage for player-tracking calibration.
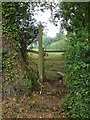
[2,49,18,82]
[60,2,90,119]
[42,34,53,49]
[49,32,67,50]
[2,2,39,58]
[49,40,66,50]
[2,2,37,93]
[42,31,67,50]
[2,3,19,40]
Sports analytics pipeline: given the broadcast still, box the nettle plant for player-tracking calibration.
[62,28,90,119]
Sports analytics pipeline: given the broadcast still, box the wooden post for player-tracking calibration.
[38,23,44,81]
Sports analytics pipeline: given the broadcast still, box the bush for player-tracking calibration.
[49,39,67,50]
[62,28,90,119]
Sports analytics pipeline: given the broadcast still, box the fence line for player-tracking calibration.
[27,49,66,81]
[27,49,66,54]
[27,49,39,54]
[45,50,66,52]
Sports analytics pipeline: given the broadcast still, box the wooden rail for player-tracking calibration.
[27,48,66,81]
[27,49,39,54]
[45,50,66,52]
[27,49,66,54]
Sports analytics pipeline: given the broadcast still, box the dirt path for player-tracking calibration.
[2,79,67,118]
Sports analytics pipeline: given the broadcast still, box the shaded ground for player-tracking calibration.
[2,37,67,118]
[2,78,67,118]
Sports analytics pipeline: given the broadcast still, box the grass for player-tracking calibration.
[27,52,65,80]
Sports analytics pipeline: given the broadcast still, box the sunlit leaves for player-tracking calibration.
[60,2,90,119]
